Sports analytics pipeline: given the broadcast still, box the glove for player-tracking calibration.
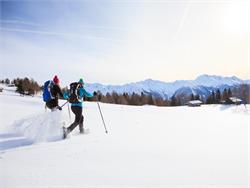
[57,106,62,111]
[93,91,98,96]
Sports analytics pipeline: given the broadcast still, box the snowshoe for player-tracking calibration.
[79,128,84,134]
[62,127,68,139]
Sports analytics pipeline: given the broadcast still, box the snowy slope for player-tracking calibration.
[85,74,249,98]
[0,87,250,188]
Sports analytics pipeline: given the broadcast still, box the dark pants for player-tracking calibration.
[67,106,84,133]
[46,99,58,110]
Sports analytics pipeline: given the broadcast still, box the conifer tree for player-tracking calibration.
[190,93,194,101]
[215,89,221,103]
[222,88,228,101]
[147,95,155,106]
[170,96,177,106]
[5,78,10,85]
[194,94,200,100]
[228,88,232,98]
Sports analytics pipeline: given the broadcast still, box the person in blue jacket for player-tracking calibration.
[63,78,97,138]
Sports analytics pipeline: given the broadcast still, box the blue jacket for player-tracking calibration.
[64,87,93,107]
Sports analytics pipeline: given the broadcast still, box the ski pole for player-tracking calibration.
[97,101,108,134]
[67,101,71,121]
[60,100,69,108]
[60,100,71,121]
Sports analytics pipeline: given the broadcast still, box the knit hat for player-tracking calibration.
[79,78,84,84]
[53,75,60,84]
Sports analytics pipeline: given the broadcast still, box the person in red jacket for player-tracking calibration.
[46,75,64,111]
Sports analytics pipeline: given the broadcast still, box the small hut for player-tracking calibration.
[228,97,242,105]
[188,100,202,107]
[7,84,15,87]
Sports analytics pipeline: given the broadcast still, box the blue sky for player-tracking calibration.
[0,0,249,86]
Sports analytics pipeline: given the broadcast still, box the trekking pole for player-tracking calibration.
[60,100,69,108]
[97,101,108,134]
[60,100,71,121]
[67,101,71,121]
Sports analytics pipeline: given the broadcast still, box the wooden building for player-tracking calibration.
[228,97,242,105]
[188,100,202,107]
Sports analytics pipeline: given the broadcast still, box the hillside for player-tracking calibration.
[0,86,250,187]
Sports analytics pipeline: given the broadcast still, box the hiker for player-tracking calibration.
[43,75,64,111]
[63,78,97,138]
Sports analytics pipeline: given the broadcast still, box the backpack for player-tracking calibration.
[68,82,82,103]
[42,80,55,102]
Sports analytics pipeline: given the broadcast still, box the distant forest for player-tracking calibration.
[1,77,249,106]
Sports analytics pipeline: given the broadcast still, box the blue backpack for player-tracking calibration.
[43,80,55,102]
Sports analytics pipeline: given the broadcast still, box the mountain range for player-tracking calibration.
[85,74,250,99]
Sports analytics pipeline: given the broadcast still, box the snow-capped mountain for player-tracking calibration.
[194,74,244,87]
[85,74,249,99]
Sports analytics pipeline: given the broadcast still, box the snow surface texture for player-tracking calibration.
[0,86,250,188]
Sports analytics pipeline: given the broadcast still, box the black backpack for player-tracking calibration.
[68,82,83,103]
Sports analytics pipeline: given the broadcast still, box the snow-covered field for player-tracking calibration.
[0,86,250,188]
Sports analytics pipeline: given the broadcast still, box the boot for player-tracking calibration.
[63,127,70,139]
[79,124,84,134]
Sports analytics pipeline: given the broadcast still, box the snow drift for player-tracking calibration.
[7,111,67,143]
